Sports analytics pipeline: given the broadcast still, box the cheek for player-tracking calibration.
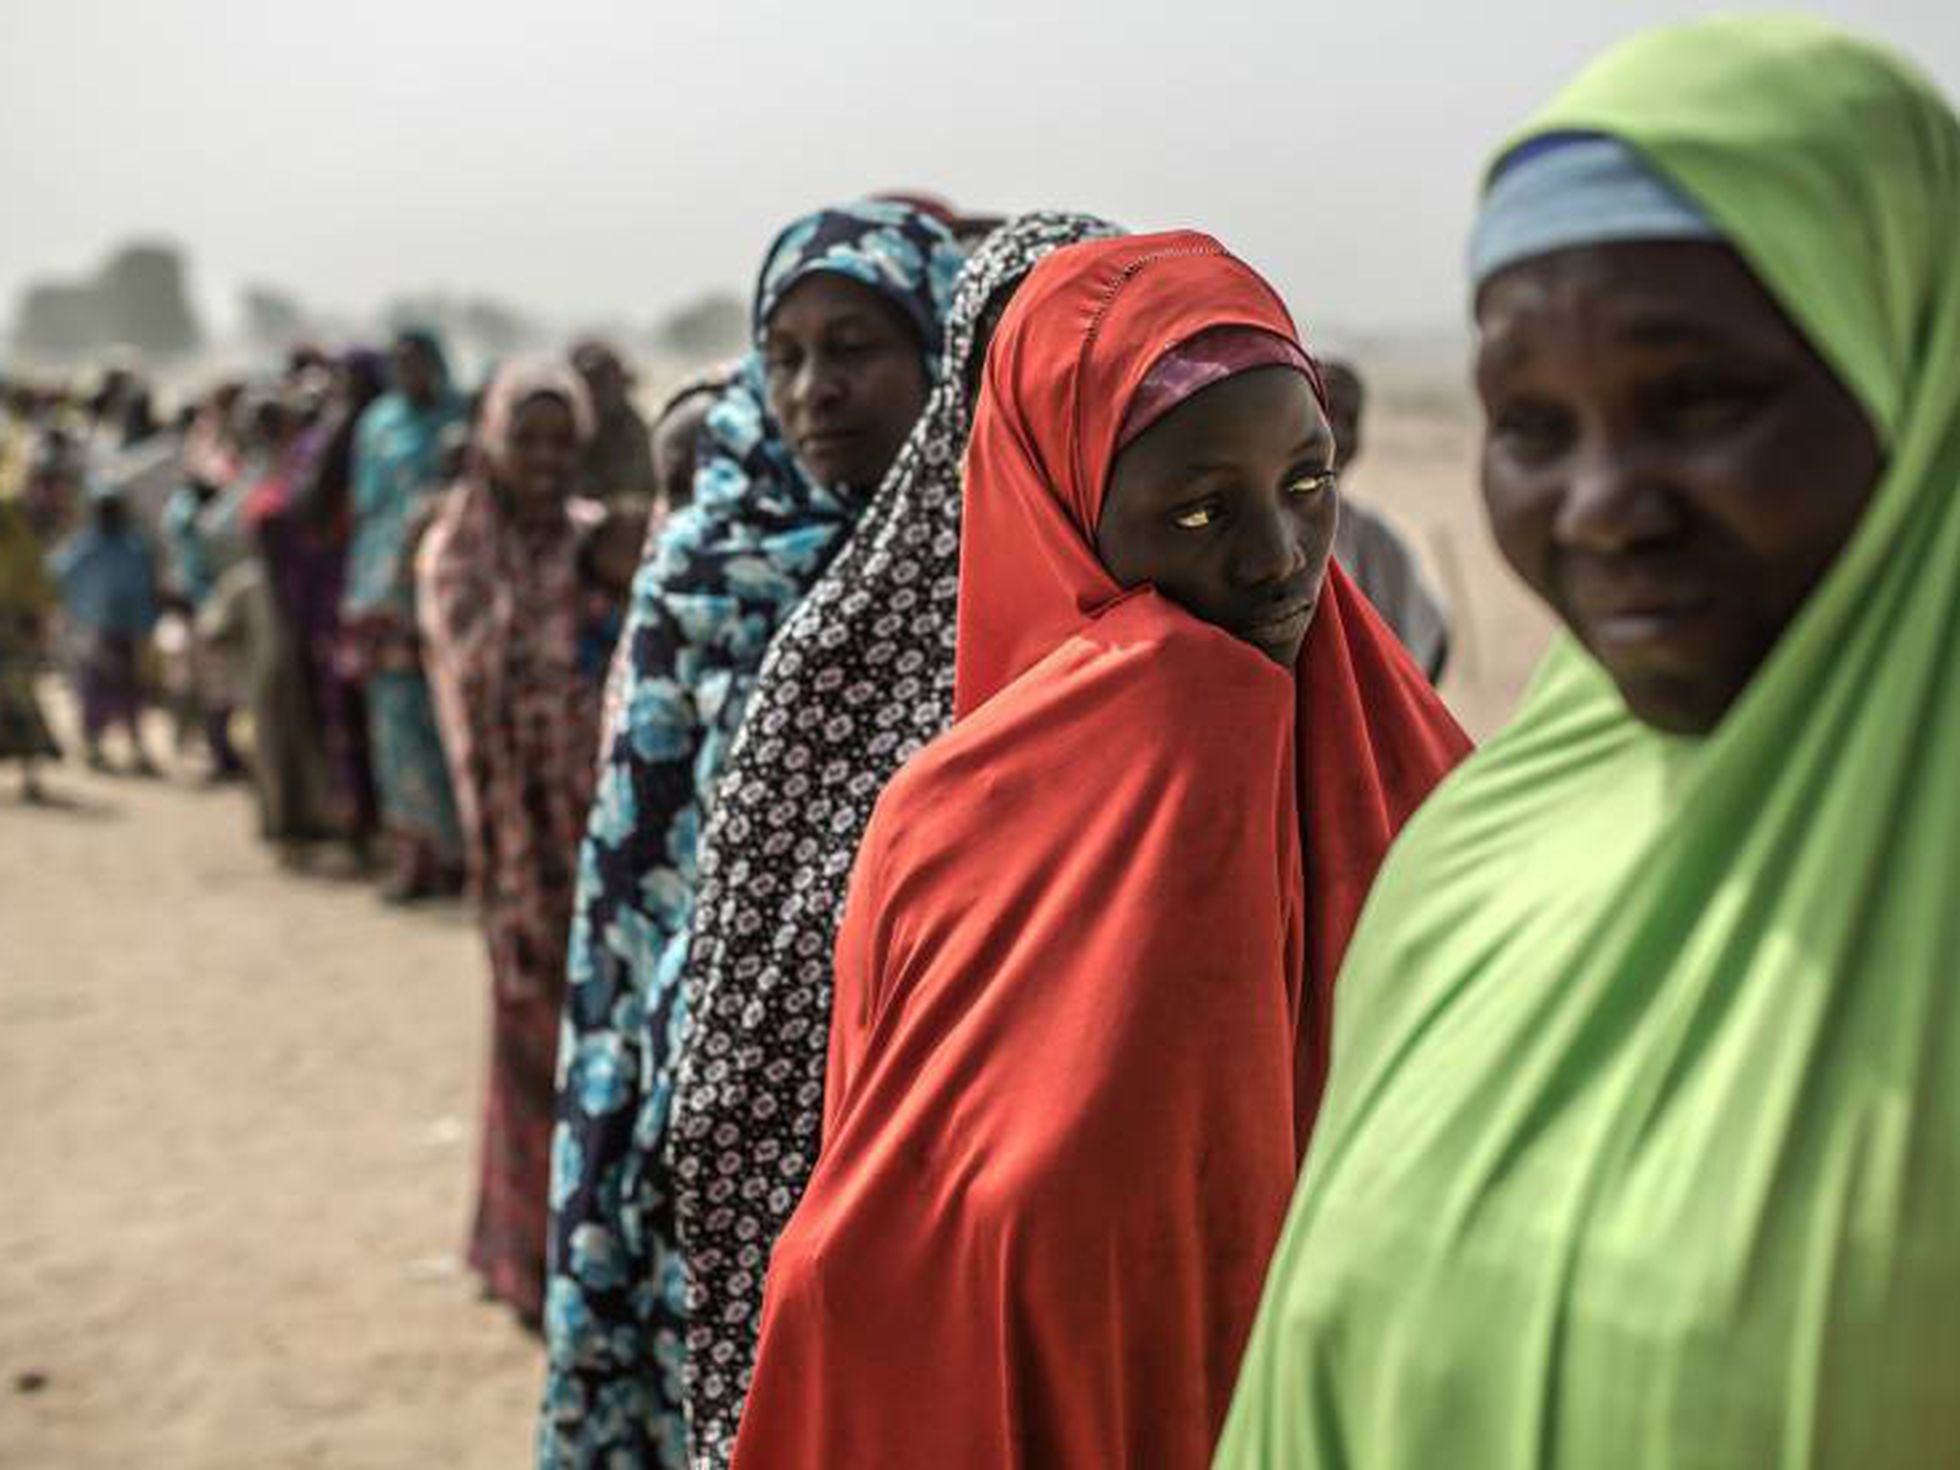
[1479,452,1558,589]
[513,436,576,483]
[1686,424,1879,607]
[1300,491,1340,563]
[1095,505,1184,591]
[862,355,929,439]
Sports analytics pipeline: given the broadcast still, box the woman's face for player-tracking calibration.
[502,393,580,524]
[1096,366,1339,667]
[762,274,930,491]
[392,341,443,407]
[1476,240,1883,735]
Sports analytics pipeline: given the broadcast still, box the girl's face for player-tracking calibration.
[1096,366,1339,668]
[1476,239,1882,734]
[501,393,580,525]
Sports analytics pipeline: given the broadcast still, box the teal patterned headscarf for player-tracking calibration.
[540,200,963,1469]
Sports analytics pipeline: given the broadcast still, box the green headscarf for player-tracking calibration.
[1216,16,1960,1468]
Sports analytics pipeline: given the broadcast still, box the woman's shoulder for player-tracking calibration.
[882,592,1293,821]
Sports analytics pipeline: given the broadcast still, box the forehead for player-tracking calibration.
[511,390,574,428]
[1476,240,1800,362]
[763,272,906,337]
[1120,366,1328,470]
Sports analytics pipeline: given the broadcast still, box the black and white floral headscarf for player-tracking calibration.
[666,211,1123,1465]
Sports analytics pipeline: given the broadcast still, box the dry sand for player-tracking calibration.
[0,400,1551,1468]
[1,721,540,1468]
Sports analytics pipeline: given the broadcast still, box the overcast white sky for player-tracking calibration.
[3,0,1956,341]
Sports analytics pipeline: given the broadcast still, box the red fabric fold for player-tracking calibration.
[732,232,1470,1469]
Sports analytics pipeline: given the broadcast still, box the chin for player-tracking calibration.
[794,451,850,490]
[1243,633,1307,669]
[1611,669,1740,737]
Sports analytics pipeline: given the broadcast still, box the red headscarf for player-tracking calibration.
[731,233,1469,1469]
[956,229,1470,1109]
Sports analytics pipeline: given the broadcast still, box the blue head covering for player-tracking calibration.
[752,200,964,371]
[390,325,452,387]
[542,199,964,1465]
[342,327,465,620]
[1469,132,1722,288]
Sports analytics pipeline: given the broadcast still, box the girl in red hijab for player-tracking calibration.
[731,232,1471,1468]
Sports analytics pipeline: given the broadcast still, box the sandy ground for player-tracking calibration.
[0,716,540,1467]
[1356,395,1558,737]
[0,400,1551,1468]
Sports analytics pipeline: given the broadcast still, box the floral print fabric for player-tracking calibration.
[539,201,962,1468]
[668,213,1120,1465]
[418,360,603,1324]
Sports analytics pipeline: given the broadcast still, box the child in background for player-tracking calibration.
[575,499,648,685]
[163,471,248,779]
[49,484,160,774]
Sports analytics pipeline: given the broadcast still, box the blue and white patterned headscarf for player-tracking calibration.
[539,200,962,1470]
[753,200,963,365]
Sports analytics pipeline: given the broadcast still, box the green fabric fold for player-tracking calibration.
[1217,16,1960,1468]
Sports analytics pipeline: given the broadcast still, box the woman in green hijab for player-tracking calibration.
[1216,16,1960,1467]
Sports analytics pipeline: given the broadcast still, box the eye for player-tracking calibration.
[1652,368,1780,435]
[1172,500,1223,531]
[1288,469,1337,497]
[1489,399,1573,463]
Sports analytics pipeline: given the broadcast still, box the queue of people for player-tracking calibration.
[4,14,1954,1468]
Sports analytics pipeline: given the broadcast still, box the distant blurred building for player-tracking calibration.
[11,242,204,362]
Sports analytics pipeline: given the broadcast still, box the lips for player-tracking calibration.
[1237,598,1319,656]
[1568,577,1717,656]
[798,427,864,457]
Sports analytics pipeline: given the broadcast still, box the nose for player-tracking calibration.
[1228,496,1307,592]
[1555,436,1684,553]
[788,352,846,418]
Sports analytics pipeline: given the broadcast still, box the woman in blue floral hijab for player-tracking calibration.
[539,199,963,1468]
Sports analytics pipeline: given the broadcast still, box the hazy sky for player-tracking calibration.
[3,0,1956,343]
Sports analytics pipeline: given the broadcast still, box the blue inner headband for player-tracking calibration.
[1469,132,1722,288]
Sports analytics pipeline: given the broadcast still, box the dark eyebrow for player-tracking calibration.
[1175,433,1332,478]
[1613,312,1746,350]
[1475,332,1529,378]
[763,308,887,343]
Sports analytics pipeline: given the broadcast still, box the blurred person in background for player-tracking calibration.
[181,380,245,492]
[232,389,334,855]
[162,448,249,782]
[49,483,160,774]
[541,198,963,1469]
[22,430,84,544]
[94,376,186,531]
[0,381,35,502]
[646,369,730,519]
[0,494,62,802]
[288,348,392,864]
[1321,358,1452,682]
[575,500,648,689]
[341,329,466,902]
[572,339,657,502]
[418,357,607,1329]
